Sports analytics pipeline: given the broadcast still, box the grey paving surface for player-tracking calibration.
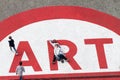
[0,0,120,21]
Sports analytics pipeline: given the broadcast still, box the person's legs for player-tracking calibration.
[10,47,12,51]
[52,55,56,64]
[13,46,17,53]
[59,54,69,63]
[60,54,67,60]
[20,76,22,80]
[58,54,65,63]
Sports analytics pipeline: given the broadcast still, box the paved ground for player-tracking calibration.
[0,0,120,80]
[0,0,120,21]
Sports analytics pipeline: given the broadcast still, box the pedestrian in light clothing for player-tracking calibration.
[8,36,18,55]
[16,61,25,80]
[49,39,69,63]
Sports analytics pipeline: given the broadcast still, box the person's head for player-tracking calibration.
[55,44,60,47]
[9,36,12,39]
[19,61,22,66]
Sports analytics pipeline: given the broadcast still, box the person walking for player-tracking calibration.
[8,36,17,55]
[49,39,69,63]
[16,61,25,80]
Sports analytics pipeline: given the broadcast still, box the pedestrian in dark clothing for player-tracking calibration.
[8,36,17,55]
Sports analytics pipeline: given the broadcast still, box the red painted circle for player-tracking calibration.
[0,6,120,41]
